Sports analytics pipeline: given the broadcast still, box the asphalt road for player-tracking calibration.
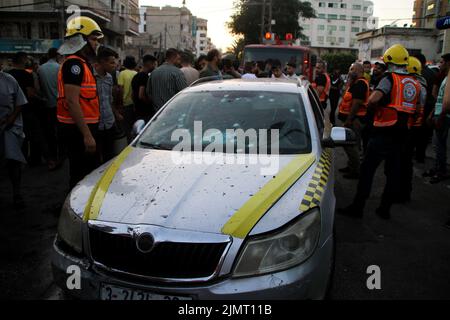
[0,146,449,300]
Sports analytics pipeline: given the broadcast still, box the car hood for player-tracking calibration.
[70,148,314,235]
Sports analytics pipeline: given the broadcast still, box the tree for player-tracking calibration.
[321,52,357,73]
[226,38,246,61]
[228,0,315,45]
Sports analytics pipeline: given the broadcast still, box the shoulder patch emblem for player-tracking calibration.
[403,83,417,103]
[71,65,81,75]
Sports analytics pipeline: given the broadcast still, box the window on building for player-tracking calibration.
[120,4,125,16]
[341,4,347,9]
[339,25,346,31]
[352,16,361,21]
[363,7,368,12]
[319,2,325,7]
[352,5,362,10]
[144,25,147,32]
[427,4,435,11]
[351,27,360,32]
[111,0,115,10]
[438,40,444,54]
[317,36,324,43]
[340,15,346,20]
[328,14,338,20]
[408,49,422,56]
[303,25,310,30]
[318,25,325,30]
[328,3,336,8]
[326,36,336,43]
[318,14,326,19]
[327,25,337,31]
[339,37,345,43]
[371,49,383,58]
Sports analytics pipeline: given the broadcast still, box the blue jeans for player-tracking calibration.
[433,117,450,174]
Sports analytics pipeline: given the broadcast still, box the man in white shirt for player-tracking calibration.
[271,60,288,79]
[286,62,299,80]
[241,61,258,79]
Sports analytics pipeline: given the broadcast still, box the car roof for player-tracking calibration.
[186,78,307,94]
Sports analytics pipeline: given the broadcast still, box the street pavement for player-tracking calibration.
[0,146,449,300]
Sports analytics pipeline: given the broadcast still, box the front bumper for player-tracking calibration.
[51,235,334,300]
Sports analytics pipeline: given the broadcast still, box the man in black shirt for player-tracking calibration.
[329,68,343,125]
[413,54,436,163]
[132,55,157,122]
[8,52,43,165]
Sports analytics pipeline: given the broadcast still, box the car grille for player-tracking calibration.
[89,227,228,280]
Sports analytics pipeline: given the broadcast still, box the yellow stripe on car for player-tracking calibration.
[221,153,316,239]
[83,146,133,222]
[299,149,332,213]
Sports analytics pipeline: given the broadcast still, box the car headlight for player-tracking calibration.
[233,208,321,278]
[57,196,84,254]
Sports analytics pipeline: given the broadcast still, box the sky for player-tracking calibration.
[140,0,415,51]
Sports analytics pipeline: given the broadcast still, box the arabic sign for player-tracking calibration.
[0,39,63,54]
[436,16,450,30]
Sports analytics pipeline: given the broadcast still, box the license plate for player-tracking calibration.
[100,284,193,301]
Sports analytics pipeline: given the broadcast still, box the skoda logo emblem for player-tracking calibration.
[136,233,155,254]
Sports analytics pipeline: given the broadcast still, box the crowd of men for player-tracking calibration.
[311,46,450,225]
[1,16,449,228]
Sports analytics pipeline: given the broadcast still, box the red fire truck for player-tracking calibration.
[241,34,317,82]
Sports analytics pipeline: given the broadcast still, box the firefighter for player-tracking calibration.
[57,16,103,188]
[398,56,427,203]
[338,63,370,179]
[338,44,422,220]
[312,60,331,110]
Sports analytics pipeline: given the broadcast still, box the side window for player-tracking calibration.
[307,87,325,134]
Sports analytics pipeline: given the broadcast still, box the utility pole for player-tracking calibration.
[268,0,272,33]
[159,31,162,58]
[164,23,167,52]
[260,0,266,43]
[59,0,65,41]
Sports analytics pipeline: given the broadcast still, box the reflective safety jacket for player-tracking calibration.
[373,73,420,128]
[338,78,369,117]
[57,55,100,124]
[312,73,331,102]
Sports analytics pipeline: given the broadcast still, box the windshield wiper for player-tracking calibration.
[138,142,173,151]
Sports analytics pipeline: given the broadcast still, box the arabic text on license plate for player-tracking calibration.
[100,284,193,301]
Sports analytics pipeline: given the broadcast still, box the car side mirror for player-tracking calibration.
[132,120,146,137]
[322,127,357,148]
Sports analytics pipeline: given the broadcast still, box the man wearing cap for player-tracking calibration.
[57,16,103,188]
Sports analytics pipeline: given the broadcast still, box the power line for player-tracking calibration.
[0,1,50,10]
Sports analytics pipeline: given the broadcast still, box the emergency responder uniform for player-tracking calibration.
[57,17,103,188]
[398,57,427,202]
[339,44,421,219]
[313,70,331,110]
[338,75,370,178]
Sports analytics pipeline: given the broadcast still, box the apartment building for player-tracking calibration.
[0,0,140,58]
[299,0,376,56]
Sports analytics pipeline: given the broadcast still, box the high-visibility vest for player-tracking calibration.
[57,55,100,124]
[338,78,369,117]
[409,78,426,128]
[373,73,420,128]
[312,73,331,102]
